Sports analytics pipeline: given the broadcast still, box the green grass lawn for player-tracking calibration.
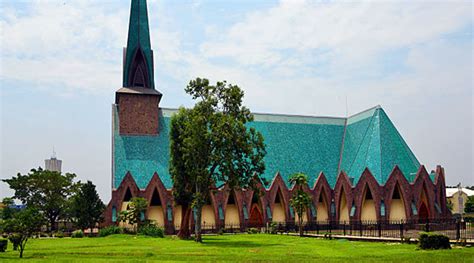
[0,234,472,262]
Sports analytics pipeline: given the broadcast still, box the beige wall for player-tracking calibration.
[273,203,286,222]
[174,205,182,227]
[295,211,308,223]
[339,193,349,222]
[148,206,164,226]
[202,205,216,226]
[119,201,133,228]
[389,199,406,220]
[224,204,240,225]
[316,198,329,222]
[361,199,377,221]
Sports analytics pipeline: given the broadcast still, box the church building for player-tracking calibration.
[103,0,450,232]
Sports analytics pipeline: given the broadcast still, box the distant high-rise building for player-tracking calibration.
[45,151,62,173]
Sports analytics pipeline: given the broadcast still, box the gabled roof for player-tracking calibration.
[446,188,474,197]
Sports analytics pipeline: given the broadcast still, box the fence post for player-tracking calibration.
[359,221,362,236]
[399,222,404,240]
[343,222,346,236]
[456,220,461,240]
[378,221,381,238]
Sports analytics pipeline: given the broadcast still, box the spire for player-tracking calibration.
[123,0,154,89]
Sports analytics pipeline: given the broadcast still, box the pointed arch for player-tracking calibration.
[268,173,289,222]
[334,172,353,222]
[385,166,411,221]
[413,166,435,220]
[143,173,171,226]
[224,189,241,226]
[355,169,380,221]
[360,185,377,221]
[128,46,151,88]
[313,173,331,222]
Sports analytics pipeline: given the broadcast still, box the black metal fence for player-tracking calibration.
[172,218,473,241]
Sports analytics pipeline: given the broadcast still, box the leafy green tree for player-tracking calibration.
[170,78,266,242]
[119,197,148,232]
[465,196,474,213]
[0,197,16,220]
[1,208,44,258]
[70,181,105,231]
[2,168,80,231]
[289,173,312,237]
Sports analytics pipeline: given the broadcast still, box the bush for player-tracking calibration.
[138,225,164,238]
[247,228,259,234]
[54,231,65,238]
[419,232,451,250]
[71,230,84,238]
[268,222,278,234]
[0,239,7,252]
[98,226,124,237]
[8,233,21,250]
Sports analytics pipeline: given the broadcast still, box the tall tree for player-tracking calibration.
[119,197,148,232]
[170,78,266,242]
[1,207,44,258]
[2,168,80,231]
[289,173,312,237]
[70,181,105,231]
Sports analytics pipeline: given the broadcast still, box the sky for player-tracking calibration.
[0,0,473,202]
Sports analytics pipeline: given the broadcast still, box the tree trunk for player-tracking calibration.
[195,206,202,243]
[177,204,191,239]
[299,216,303,237]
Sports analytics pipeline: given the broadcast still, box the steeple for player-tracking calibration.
[123,0,154,89]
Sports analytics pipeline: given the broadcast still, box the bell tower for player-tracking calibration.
[115,0,162,136]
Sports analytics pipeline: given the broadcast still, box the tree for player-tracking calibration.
[70,181,105,231]
[170,78,266,242]
[1,208,44,258]
[119,197,148,232]
[465,196,474,213]
[0,197,16,220]
[289,173,312,237]
[2,168,80,231]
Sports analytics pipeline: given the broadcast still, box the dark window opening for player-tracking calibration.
[365,187,373,200]
[150,189,161,206]
[228,193,236,205]
[124,188,132,202]
[392,185,401,199]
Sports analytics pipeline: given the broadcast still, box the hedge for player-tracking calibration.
[419,232,451,250]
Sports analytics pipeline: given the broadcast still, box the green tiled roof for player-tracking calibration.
[113,106,420,189]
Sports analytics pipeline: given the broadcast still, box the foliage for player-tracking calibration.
[0,198,16,221]
[8,233,21,250]
[268,222,278,234]
[418,232,451,250]
[289,173,312,237]
[118,197,148,231]
[464,196,474,213]
[247,228,259,234]
[138,224,164,238]
[98,226,124,237]
[2,168,80,231]
[71,230,84,238]
[70,181,105,230]
[446,200,453,212]
[169,78,266,242]
[1,207,44,258]
[0,239,7,252]
[54,231,64,238]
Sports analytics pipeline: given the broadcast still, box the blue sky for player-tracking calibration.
[1,0,472,201]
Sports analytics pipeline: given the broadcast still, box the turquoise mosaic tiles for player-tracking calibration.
[113,106,420,190]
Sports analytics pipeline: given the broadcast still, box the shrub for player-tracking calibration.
[8,233,21,250]
[98,226,124,237]
[247,228,259,234]
[71,230,84,238]
[54,231,65,238]
[0,239,7,252]
[138,225,164,238]
[419,232,451,250]
[268,222,278,234]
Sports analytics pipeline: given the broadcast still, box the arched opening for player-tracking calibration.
[360,186,377,221]
[338,190,349,222]
[389,183,407,221]
[128,47,150,88]
[148,189,164,227]
[419,185,430,221]
[249,191,263,226]
[316,189,329,222]
[120,187,133,228]
[224,192,240,226]
[272,189,286,222]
